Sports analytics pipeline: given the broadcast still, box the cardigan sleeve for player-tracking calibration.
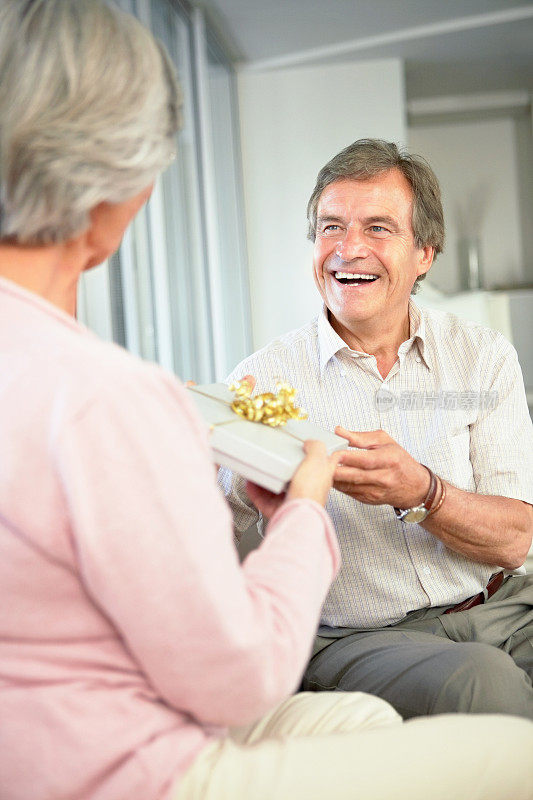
[56,363,339,727]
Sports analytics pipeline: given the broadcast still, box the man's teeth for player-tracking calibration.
[334,272,378,281]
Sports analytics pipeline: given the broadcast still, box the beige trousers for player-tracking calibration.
[174,691,533,800]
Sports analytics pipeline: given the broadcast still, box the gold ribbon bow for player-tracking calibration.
[229,380,307,428]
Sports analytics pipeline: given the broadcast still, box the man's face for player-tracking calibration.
[312,169,433,336]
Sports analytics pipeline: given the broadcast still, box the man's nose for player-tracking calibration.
[335,229,370,261]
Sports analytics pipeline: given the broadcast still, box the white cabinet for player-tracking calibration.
[416,285,533,403]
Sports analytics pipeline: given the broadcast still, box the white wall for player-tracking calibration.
[409,117,525,294]
[237,58,406,351]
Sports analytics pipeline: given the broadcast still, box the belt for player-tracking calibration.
[444,571,505,614]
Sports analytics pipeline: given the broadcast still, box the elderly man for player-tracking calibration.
[220,138,533,720]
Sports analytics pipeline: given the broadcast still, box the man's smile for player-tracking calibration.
[332,271,380,287]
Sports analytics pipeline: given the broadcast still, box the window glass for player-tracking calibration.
[78,0,251,384]
[149,0,215,381]
[204,30,252,377]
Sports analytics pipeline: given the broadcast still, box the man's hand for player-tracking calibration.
[334,426,430,508]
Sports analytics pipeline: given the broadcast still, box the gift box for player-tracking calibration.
[188,383,347,493]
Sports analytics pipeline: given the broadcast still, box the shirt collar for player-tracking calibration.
[407,299,432,370]
[317,305,354,373]
[317,299,432,373]
[0,275,87,335]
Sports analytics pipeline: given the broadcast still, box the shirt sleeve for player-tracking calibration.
[217,466,261,543]
[55,363,339,727]
[470,336,533,503]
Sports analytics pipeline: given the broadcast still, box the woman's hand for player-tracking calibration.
[246,440,341,520]
[287,440,341,506]
[245,483,288,520]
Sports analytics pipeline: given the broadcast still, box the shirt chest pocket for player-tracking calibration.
[394,407,476,492]
[417,414,475,491]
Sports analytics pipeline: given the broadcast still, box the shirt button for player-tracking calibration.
[415,357,422,363]
[422,567,431,575]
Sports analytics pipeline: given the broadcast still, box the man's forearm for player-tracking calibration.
[422,482,533,569]
[333,427,533,570]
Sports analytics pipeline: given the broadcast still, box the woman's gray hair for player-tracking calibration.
[0,0,182,244]
[307,139,445,292]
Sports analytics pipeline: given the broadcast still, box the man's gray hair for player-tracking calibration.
[0,0,182,244]
[307,139,444,291]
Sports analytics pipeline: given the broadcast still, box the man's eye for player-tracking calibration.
[323,224,340,232]
[369,225,388,233]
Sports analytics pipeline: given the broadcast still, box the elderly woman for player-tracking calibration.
[0,2,532,800]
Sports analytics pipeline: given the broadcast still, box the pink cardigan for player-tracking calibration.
[0,277,340,800]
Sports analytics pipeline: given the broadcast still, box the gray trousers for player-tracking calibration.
[302,574,533,720]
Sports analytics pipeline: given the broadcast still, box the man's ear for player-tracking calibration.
[417,245,435,278]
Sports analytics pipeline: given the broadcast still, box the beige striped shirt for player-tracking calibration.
[219,302,533,628]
